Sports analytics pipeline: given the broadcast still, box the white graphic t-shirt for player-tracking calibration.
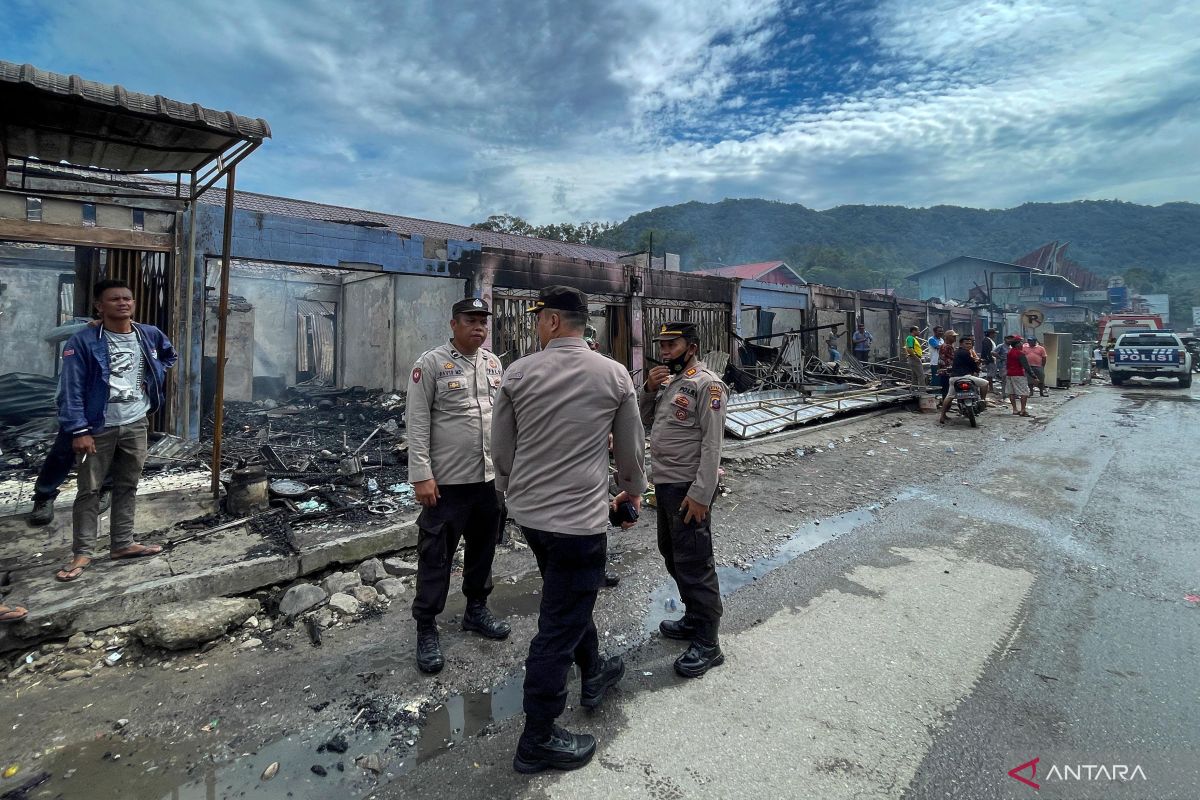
[104,329,150,426]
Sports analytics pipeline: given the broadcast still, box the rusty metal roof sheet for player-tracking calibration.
[0,60,270,174]
[226,190,623,262]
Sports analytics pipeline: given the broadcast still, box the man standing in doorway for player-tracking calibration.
[406,297,511,674]
[492,285,647,774]
[851,322,873,362]
[54,280,175,583]
[639,321,728,678]
[904,326,927,386]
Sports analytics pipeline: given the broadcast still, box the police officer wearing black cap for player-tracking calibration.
[405,296,510,674]
[492,285,647,774]
[640,320,728,678]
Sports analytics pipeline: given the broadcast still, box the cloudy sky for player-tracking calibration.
[3,0,1197,225]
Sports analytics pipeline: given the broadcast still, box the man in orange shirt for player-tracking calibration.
[1024,337,1049,396]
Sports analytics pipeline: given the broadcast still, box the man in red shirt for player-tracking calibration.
[1004,335,1032,416]
[1024,337,1048,396]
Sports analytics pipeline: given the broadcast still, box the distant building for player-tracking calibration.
[906,256,1047,307]
[692,260,806,285]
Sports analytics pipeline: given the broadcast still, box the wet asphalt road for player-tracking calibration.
[374,380,1200,800]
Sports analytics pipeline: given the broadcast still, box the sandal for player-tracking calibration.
[0,605,28,623]
[55,557,92,582]
[110,543,163,560]
[1019,411,1031,417]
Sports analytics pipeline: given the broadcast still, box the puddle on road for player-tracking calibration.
[30,498,907,800]
[32,674,526,800]
[645,502,885,632]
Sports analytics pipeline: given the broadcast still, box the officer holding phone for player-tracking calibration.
[639,321,728,678]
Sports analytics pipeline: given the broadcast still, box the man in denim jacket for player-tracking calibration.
[54,279,176,582]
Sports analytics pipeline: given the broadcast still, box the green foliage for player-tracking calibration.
[595,198,1200,313]
[470,214,616,244]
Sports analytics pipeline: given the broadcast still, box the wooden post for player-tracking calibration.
[209,165,236,499]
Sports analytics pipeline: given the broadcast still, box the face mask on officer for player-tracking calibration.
[664,339,698,375]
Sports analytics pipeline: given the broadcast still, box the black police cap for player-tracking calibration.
[452,297,492,316]
[525,285,588,314]
[653,320,699,341]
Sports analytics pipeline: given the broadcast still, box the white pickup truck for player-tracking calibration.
[1109,330,1192,388]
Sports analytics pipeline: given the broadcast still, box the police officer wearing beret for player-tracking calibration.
[492,285,647,774]
[639,320,728,678]
[406,297,510,674]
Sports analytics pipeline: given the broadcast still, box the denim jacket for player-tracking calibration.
[57,323,178,436]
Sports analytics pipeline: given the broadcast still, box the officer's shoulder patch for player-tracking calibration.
[443,361,454,370]
[685,367,698,377]
[412,367,422,384]
[63,348,75,357]
[675,409,688,421]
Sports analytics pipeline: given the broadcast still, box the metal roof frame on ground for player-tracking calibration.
[0,60,271,201]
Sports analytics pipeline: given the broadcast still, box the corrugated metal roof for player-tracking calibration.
[0,60,270,173]
[224,191,625,262]
[692,261,805,283]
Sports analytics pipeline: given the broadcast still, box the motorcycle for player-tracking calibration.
[951,378,985,427]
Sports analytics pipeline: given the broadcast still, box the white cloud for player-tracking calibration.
[2,0,1197,224]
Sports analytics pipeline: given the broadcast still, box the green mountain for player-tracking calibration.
[592,199,1200,318]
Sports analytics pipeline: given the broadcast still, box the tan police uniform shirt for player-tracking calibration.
[491,337,647,536]
[639,360,728,505]
[406,342,502,485]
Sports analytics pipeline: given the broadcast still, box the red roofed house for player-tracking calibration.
[691,260,806,285]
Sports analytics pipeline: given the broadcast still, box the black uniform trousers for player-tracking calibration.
[520,527,606,723]
[655,482,723,636]
[411,480,500,623]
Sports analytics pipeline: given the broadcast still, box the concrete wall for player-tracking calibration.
[393,274,464,388]
[203,304,254,402]
[215,262,342,391]
[0,245,74,377]
[341,274,394,390]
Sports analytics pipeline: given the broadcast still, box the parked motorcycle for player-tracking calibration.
[951,378,986,427]
[1183,337,1200,373]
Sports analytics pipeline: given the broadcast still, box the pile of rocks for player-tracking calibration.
[277,556,417,632]
[5,627,133,683]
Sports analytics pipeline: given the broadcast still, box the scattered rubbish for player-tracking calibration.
[306,617,323,647]
[896,447,909,452]
[269,478,310,498]
[104,650,123,666]
[1064,486,1079,492]
[945,446,955,453]
[114,719,129,730]
[356,752,385,774]
[642,671,653,676]
[200,719,219,733]
[261,761,280,781]
[1185,595,1200,604]
[664,598,677,611]
[321,734,349,754]
[311,765,327,777]
[2,764,18,779]
[296,499,327,513]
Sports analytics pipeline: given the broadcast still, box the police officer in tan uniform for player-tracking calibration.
[492,285,647,774]
[406,297,510,674]
[640,320,728,678]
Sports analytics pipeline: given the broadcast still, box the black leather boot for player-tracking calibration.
[462,601,511,640]
[415,622,444,674]
[658,616,699,641]
[580,655,625,709]
[513,723,597,774]
[674,627,724,679]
